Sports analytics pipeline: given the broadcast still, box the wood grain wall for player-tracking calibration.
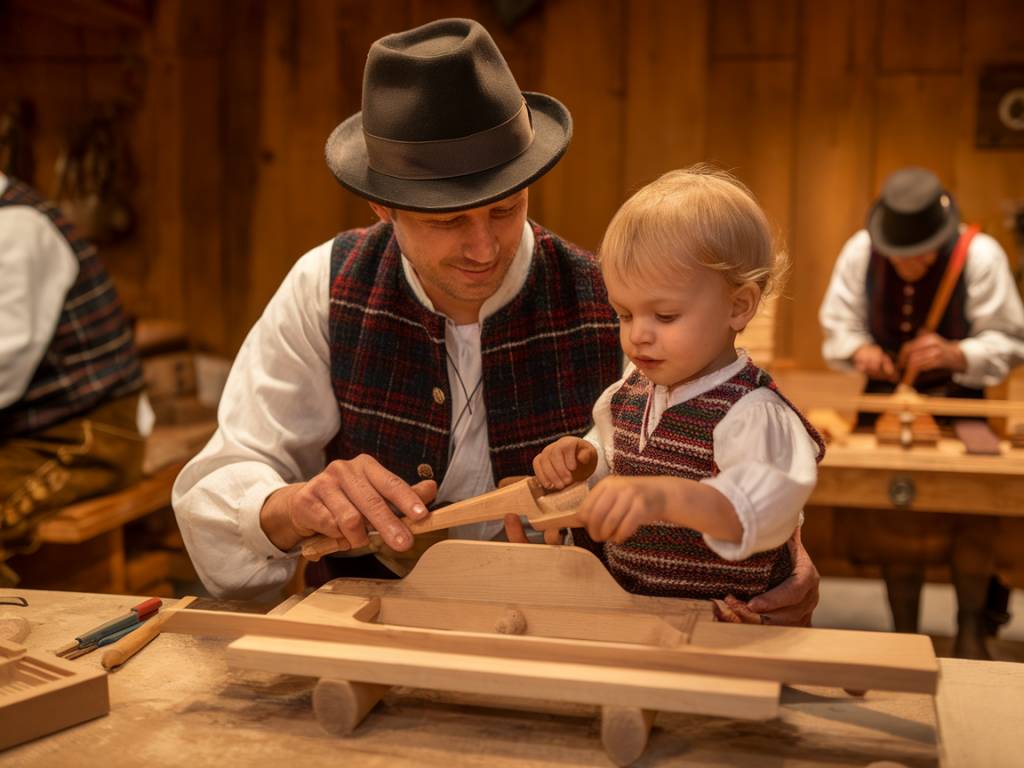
[2,0,1023,365]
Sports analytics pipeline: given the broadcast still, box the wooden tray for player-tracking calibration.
[0,639,109,751]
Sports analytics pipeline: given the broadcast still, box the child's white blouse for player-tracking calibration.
[584,352,819,562]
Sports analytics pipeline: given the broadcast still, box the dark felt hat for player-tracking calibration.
[325,18,572,212]
[867,167,960,258]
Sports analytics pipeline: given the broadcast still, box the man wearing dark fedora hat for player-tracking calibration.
[820,166,1024,657]
[172,18,821,625]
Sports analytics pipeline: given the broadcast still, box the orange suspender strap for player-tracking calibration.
[900,224,980,388]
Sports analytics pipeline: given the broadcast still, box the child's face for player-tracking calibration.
[604,262,743,390]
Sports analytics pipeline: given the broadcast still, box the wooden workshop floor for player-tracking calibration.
[816,578,1024,662]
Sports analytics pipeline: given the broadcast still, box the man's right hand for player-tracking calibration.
[852,343,898,382]
[259,454,436,553]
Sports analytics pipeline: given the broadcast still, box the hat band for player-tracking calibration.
[363,101,534,181]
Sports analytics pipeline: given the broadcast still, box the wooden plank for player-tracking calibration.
[165,605,938,693]
[819,432,1024,472]
[227,635,781,720]
[711,0,797,59]
[316,540,710,615]
[812,464,1024,516]
[788,0,877,368]
[622,0,709,193]
[879,0,964,73]
[36,463,181,544]
[934,659,1024,768]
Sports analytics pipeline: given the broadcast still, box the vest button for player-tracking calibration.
[900,321,912,333]
[417,463,434,480]
[432,387,445,405]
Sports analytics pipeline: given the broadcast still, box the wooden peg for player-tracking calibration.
[312,678,390,735]
[601,706,657,766]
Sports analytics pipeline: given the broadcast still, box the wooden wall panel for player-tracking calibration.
[879,0,964,74]
[4,0,1024,368]
[706,59,797,362]
[623,0,709,195]
[711,0,797,59]
[533,0,625,252]
[954,0,1024,268]
[787,0,878,368]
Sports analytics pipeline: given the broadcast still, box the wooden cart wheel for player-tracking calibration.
[600,706,657,766]
[312,678,391,736]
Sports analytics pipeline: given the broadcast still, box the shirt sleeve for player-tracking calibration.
[953,233,1024,389]
[819,230,875,371]
[172,240,339,599]
[701,388,819,561]
[0,206,79,408]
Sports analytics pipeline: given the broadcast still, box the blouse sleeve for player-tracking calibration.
[700,388,819,561]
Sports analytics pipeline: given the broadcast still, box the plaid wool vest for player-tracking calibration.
[603,361,825,600]
[0,178,143,438]
[325,221,621,487]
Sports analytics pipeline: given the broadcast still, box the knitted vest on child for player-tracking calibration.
[604,361,825,600]
[0,177,143,437]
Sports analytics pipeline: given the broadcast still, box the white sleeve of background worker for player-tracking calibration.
[172,241,339,600]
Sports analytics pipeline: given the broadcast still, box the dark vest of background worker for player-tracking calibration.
[0,171,150,586]
[819,166,1024,658]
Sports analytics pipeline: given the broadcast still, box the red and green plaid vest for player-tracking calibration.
[0,177,143,437]
[603,360,825,600]
[325,221,621,486]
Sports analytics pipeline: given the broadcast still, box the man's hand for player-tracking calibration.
[533,437,596,491]
[852,343,898,382]
[716,528,819,627]
[260,454,436,553]
[898,332,966,374]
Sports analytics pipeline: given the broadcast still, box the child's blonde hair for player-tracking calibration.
[599,164,787,300]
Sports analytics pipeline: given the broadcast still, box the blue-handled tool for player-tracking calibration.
[55,598,162,658]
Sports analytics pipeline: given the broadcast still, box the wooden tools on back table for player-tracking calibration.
[301,454,597,562]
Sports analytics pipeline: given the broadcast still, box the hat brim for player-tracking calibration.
[325,92,572,213]
[867,198,961,258]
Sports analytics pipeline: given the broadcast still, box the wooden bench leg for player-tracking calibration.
[601,706,656,766]
[312,679,390,736]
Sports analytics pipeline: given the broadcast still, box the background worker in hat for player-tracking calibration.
[820,166,1024,657]
[173,18,821,626]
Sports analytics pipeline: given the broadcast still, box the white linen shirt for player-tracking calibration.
[0,173,153,433]
[172,223,536,598]
[582,353,820,562]
[819,228,1024,388]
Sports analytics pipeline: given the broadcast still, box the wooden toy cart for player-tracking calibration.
[164,541,940,766]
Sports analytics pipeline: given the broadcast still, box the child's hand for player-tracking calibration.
[576,476,666,543]
[532,437,596,490]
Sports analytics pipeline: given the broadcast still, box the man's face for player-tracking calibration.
[371,190,529,323]
[887,249,937,283]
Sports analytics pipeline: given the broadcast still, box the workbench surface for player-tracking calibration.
[2,588,1022,767]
